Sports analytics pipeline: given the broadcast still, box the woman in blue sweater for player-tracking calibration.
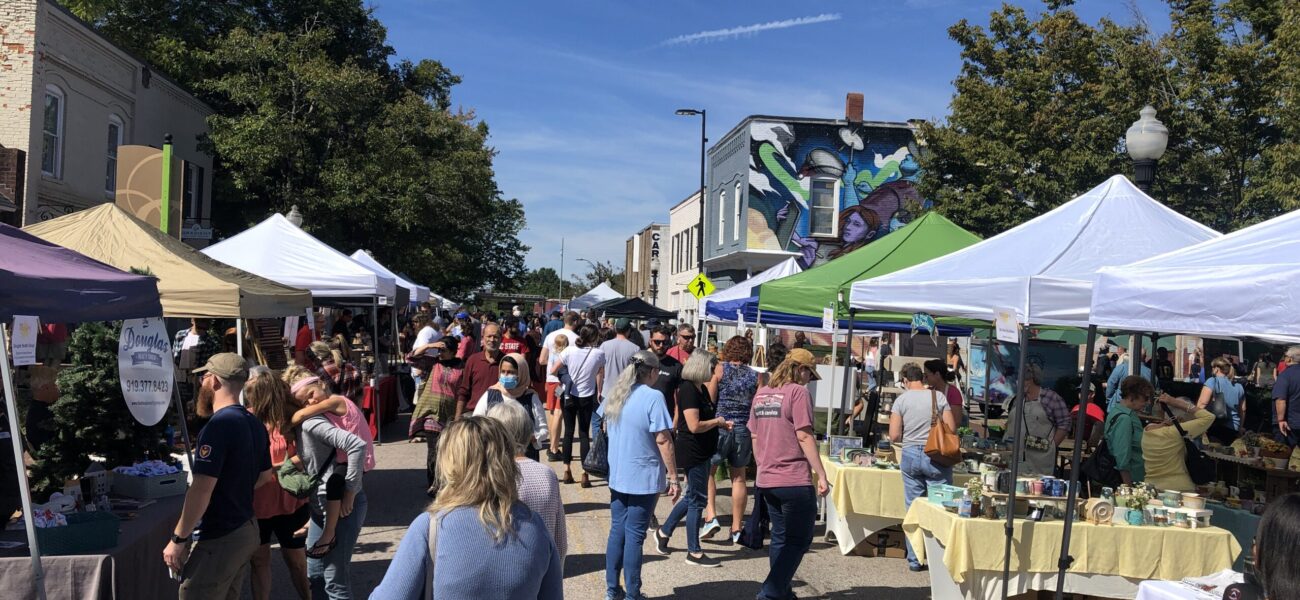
[369,416,563,600]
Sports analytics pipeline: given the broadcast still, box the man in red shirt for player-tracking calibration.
[667,324,696,363]
[294,312,325,368]
[455,323,502,419]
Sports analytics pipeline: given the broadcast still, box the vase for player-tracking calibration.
[1126,508,1144,526]
[1111,506,1129,525]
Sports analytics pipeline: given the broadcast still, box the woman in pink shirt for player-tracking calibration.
[925,358,965,427]
[747,348,829,600]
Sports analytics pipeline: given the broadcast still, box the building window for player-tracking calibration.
[105,115,124,195]
[42,85,65,178]
[809,177,839,237]
[717,189,726,246]
[183,163,205,221]
[733,181,742,241]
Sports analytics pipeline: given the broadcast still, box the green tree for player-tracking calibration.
[919,0,1295,236]
[71,0,527,298]
[31,322,170,497]
[571,260,625,295]
[508,268,579,299]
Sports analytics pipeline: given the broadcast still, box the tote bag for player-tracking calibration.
[923,390,962,467]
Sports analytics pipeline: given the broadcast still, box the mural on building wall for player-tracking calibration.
[747,121,928,267]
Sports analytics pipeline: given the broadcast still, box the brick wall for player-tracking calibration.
[0,0,39,224]
[0,146,25,225]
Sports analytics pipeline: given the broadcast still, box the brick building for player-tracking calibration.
[0,0,213,228]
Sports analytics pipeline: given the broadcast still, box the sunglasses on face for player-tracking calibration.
[650,338,667,346]
[679,335,695,341]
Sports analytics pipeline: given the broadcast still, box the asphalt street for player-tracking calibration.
[248,412,933,599]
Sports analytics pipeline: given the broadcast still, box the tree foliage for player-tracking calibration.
[506,267,580,299]
[920,0,1298,236]
[72,0,527,297]
[571,260,625,295]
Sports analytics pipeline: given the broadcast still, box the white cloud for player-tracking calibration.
[661,13,842,46]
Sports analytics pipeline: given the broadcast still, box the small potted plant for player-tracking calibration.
[966,476,984,515]
[1240,432,1262,458]
[1259,438,1292,469]
[1124,487,1152,526]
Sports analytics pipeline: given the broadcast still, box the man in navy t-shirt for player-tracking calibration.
[1273,346,1300,448]
[162,353,272,599]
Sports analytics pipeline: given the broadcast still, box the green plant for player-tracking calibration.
[30,322,171,498]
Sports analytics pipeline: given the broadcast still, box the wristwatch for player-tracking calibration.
[171,533,192,544]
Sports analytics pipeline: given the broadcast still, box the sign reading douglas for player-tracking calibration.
[118,317,174,426]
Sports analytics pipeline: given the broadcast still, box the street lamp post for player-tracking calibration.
[649,254,661,306]
[285,205,304,227]
[1125,105,1169,193]
[676,108,706,326]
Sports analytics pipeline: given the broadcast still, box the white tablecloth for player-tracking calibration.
[1135,580,1219,600]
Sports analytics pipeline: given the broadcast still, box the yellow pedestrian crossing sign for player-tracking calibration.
[688,274,715,299]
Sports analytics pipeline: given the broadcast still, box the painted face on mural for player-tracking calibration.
[842,211,872,245]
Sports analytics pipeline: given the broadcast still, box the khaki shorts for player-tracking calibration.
[180,520,259,600]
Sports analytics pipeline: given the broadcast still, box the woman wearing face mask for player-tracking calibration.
[409,336,463,495]
[749,348,830,598]
[473,353,548,461]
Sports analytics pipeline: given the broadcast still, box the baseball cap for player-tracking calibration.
[614,317,632,331]
[455,311,469,319]
[192,353,249,382]
[786,348,821,380]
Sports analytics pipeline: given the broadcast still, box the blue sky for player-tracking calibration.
[373,0,1172,278]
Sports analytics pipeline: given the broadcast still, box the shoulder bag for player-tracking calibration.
[1164,404,1217,485]
[582,410,610,478]
[738,489,769,550]
[277,455,333,499]
[924,390,963,467]
[1206,378,1229,421]
[1080,416,1122,488]
[423,511,445,599]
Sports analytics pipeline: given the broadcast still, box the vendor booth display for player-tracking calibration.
[584,296,674,321]
[821,456,977,555]
[850,175,1221,598]
[568,282,622,311]
[702,257,801,323]
[0,222,166,600]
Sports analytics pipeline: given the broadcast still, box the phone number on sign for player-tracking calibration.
[123,379,170,393]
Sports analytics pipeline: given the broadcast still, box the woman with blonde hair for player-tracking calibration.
[600,350,680,600]
[370,417,563,599]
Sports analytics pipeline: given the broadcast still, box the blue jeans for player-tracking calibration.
[900,445,952,567]
[758,486,817,600]
[661,462,709,553]
[306,490,368,600]
[606,490,657,600]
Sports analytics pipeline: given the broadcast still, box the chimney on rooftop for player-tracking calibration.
[845,92,864,123]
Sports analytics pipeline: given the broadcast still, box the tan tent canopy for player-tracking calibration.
[25,204,312,318]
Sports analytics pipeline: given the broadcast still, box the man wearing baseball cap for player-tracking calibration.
[163,353,272,599]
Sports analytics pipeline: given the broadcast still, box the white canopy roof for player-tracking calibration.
[849,175,1220,326]
[570,282,623,310]
[351,250,425,304]
[204,214,398,301]
[702,257,802,323]
[1092,207,1300,338]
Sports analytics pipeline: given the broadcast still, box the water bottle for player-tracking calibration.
[959,490,973,518]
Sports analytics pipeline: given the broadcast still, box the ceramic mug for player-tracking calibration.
[1126,508,1143,526]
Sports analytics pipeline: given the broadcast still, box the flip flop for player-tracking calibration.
[306,536,337,558]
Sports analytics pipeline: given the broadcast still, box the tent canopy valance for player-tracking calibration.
[570,282,623,310]
[849,175,1220,327]
[587,297,675,320]
[1091,206,1300,338]
[24,204,312,318]
[0,221,162,322]
[202,214,397,303]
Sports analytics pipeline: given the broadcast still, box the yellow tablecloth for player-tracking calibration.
[902,499,1241,585]
[823,456,975,520]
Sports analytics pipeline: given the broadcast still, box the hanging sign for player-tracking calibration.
[117,317,174,426]
[10,316,39,366]
[994,308,1021,344]
[283,315,299,345]
[736,309,746,331]
[822,307,834,333]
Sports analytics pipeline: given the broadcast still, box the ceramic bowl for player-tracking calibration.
[1181,493,1206,509]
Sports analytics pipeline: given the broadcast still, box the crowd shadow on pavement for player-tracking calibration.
[564,552,670,578]
[565,501,610,515]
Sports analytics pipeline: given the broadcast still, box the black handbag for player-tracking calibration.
[582,411,610,478]
[1080,417,1123,487]
[738,488,769,550]
[1164,404,1216,485]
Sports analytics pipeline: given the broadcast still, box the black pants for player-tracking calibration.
[425,431,439,492]
[562,394,596,465]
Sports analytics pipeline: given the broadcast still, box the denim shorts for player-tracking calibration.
[712,424,752,468]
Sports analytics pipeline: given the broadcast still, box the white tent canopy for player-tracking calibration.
[1092,207,1300,338]
[204,214,398,301]
[702,257,802,323]
[351,250,425,304]
[570,282,623,310]
[849,175,1220,326]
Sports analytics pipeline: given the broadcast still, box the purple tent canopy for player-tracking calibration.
[0,222,161,322]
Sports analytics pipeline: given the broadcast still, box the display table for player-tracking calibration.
[902,499,1239,600]
[360,375,399,437]
[0,496,184,600]
[1134,580,1223,600]
[821,457,975,555]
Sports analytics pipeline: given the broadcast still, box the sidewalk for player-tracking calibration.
[249,413,933,598]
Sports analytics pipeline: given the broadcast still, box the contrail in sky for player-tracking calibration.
[661,13,842,46]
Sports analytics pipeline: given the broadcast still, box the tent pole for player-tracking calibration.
[372,299,382,445]
[0,326,48,600]
[1054,323,1097,600]
[170,374,195,471]
[839,308,857,436]
[1150,332,1160,387]
[1001,324,1030,600]
[826,302,839,438]
[984,330,993,438]
[392,313,404,418]
[236,319,244,359]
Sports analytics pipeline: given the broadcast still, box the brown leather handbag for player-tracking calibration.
[924,390,963,467]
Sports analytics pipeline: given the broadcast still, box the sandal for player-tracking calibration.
[306,536,338,558]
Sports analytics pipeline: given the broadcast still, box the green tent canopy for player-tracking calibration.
[757,211,982,323]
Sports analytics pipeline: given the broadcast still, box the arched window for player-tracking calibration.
[41,85,66,178]
[106,114,124,195]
